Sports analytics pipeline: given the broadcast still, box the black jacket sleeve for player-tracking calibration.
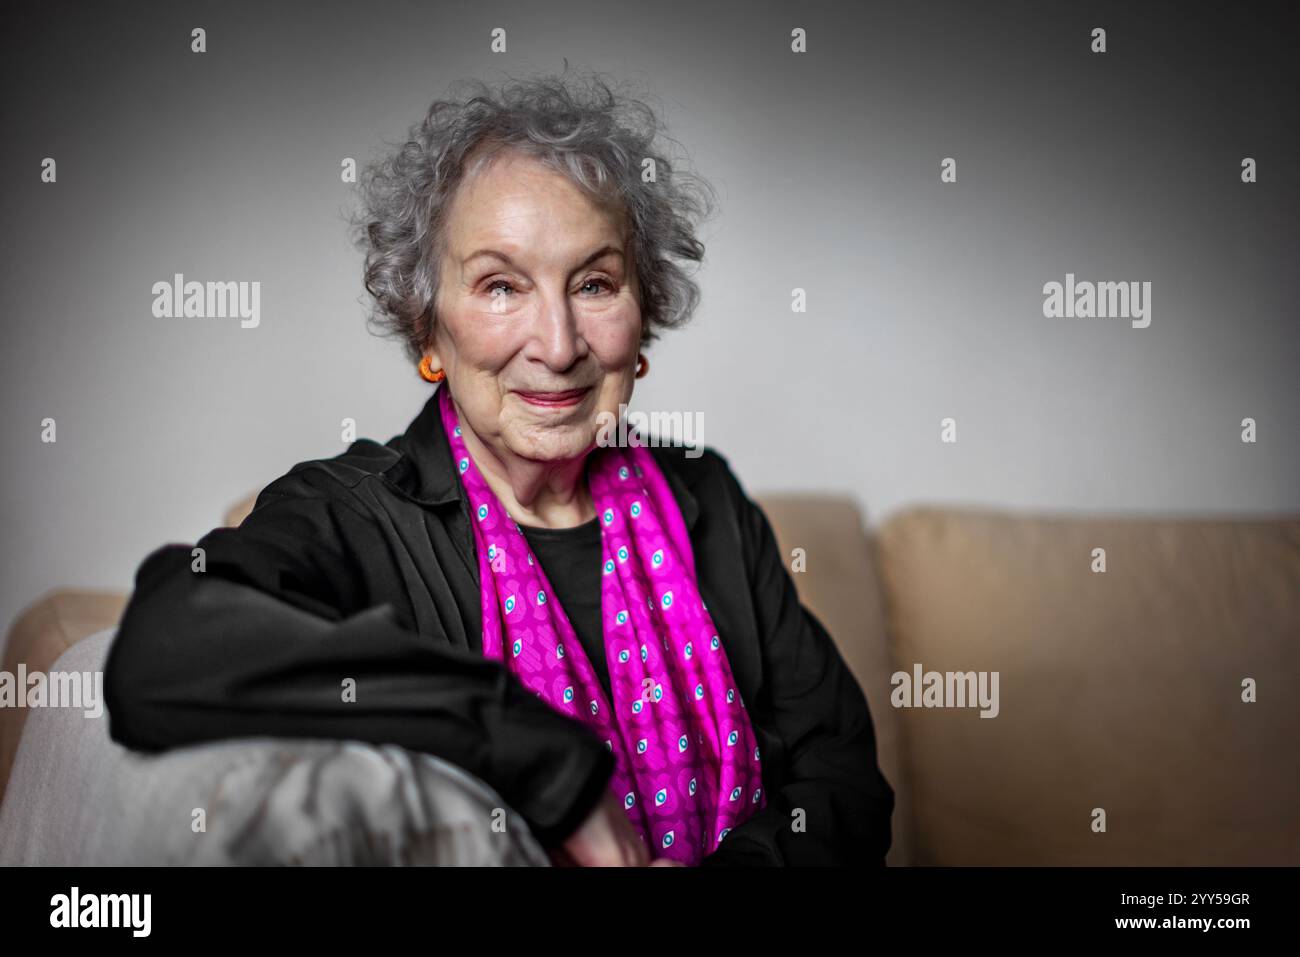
[698,454,895,866]
[102,465,615,848]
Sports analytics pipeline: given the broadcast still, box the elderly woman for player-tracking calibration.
[103,71,894,867]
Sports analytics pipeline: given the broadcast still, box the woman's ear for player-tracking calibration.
[422,320,444,373]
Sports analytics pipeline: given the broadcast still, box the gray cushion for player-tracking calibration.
[0,628,550,866]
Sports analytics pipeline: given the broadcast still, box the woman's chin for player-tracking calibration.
[506,423,599,463]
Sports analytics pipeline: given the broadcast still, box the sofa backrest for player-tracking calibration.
[10,491,1295,866]
[874,506,1300,865]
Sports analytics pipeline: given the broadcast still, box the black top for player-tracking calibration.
[102,387,894,864]
[518,517,611,699]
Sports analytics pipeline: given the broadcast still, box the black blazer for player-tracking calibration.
[103,388,895,865]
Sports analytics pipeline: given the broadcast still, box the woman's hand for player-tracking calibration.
[550,790,682,866]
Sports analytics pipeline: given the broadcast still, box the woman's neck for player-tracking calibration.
[455,417,596,530]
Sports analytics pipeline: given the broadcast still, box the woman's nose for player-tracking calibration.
[528,292,588,369]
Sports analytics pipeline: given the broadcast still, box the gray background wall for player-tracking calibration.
[2,0,1296,632]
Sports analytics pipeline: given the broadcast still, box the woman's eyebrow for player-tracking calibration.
[462,245,625,270]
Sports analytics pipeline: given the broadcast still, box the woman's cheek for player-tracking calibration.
[585,310,641,357]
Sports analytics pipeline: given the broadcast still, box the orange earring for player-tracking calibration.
[635,353,649,378]
[418,355,445,383]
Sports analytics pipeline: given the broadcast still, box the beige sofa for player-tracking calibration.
[3,491,1297,865]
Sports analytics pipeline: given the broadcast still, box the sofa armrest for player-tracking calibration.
[0,589,129,805]
[0,628,550,866]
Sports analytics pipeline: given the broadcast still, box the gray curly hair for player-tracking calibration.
[349,68,718,365]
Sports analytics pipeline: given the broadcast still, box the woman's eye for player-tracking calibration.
[485,278,610,297]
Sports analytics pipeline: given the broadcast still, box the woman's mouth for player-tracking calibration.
[514,387,591,408]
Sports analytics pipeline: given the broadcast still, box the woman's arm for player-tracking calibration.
[698,453,896,866]
[102,464,615,848]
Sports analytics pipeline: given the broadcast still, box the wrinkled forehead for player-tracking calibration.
[445,143,633,252]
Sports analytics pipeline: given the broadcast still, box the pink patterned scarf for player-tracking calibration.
[438,385,767,864]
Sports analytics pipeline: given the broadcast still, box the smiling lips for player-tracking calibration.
[514,387,591,408]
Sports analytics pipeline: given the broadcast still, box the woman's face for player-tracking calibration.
[427,150,642,467]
